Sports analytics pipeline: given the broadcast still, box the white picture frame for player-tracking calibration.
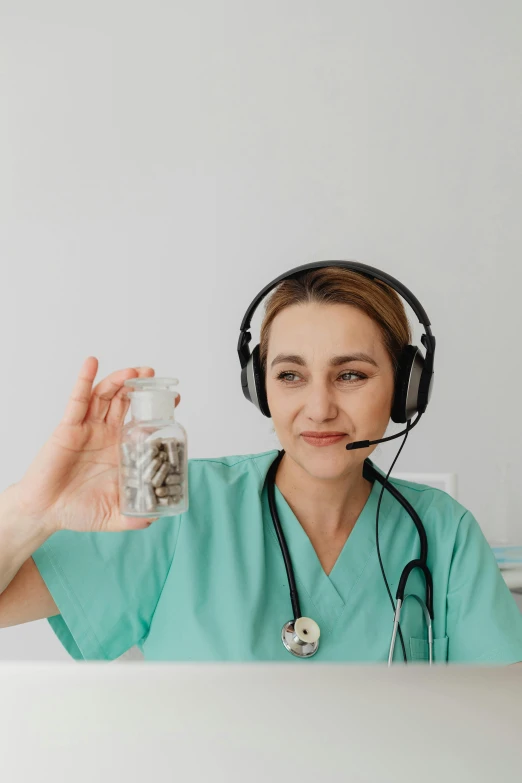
[391,472,458,500]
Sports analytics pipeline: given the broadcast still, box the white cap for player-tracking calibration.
[124,377,179,422]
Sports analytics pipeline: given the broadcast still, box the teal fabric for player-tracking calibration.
[32,450,522,663]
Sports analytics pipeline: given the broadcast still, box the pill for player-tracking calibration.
[125,477,140,490]
[151,462,170,488]
[136,441,155,459]
[133,489,144,511]
[122,466,138,481]
[121,443,135,466]
[142,457,162,482]
[138,441,158,456]
[159,451,168,462]
[164,439,180,470]
[155,486,168,497]
[136,445,159,469]
[143,484,157,511]
[158,497,170,506]
[165,474,182,485]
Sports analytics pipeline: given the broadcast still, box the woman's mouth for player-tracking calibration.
[301,432,346,447]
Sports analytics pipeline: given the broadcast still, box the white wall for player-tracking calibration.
[1,0,521,659]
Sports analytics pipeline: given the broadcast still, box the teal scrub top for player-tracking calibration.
[32,449,522,664]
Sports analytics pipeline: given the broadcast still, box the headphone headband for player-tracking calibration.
[239,260,433,341]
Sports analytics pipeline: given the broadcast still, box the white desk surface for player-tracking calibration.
[0,663,520,783]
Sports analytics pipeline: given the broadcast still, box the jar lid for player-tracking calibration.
[124,377,179,392]
[124,377,180,422]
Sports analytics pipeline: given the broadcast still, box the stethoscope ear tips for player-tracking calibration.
[281,617,321,658]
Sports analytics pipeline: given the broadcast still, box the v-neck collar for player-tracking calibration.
[262,459,394,631]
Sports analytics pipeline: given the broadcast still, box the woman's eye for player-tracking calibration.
[277,372,299,382]
[339,372,366,382]
[276,371,366,383]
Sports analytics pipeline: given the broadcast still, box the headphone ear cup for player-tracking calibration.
[250,344,271,418]
[391,345,424,423]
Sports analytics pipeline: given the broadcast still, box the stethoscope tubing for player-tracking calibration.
[267,450,301,620]
[267,450,434,662]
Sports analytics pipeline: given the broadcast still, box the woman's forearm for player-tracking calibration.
[0,484,53,596]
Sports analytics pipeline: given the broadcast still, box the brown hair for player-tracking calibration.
[259,267,412,377]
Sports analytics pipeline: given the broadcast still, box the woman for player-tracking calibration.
[1,266,521,663]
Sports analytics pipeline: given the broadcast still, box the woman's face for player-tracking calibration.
[265,302,396,480]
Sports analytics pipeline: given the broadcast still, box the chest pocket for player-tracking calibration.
[409,635,449,663]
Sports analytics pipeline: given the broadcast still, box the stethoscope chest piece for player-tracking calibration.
[281,617,321,658]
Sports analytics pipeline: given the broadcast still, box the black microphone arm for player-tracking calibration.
[345,414,422,451]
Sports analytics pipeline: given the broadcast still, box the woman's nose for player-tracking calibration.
[303,381,338,420]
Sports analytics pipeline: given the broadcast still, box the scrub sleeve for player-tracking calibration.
[32,514,182,660]
[446,510,522,664]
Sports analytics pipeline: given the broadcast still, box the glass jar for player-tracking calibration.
[119,377,188,518]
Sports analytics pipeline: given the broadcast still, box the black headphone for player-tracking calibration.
[237,260,436,423]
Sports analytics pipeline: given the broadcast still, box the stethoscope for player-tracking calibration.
[266,449,434,664]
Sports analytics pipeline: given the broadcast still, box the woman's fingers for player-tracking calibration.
[104,388,132,430]
[105,366,155,428]
[86,366,154,423]
[61,357,100,426]
[62,359,161,428]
